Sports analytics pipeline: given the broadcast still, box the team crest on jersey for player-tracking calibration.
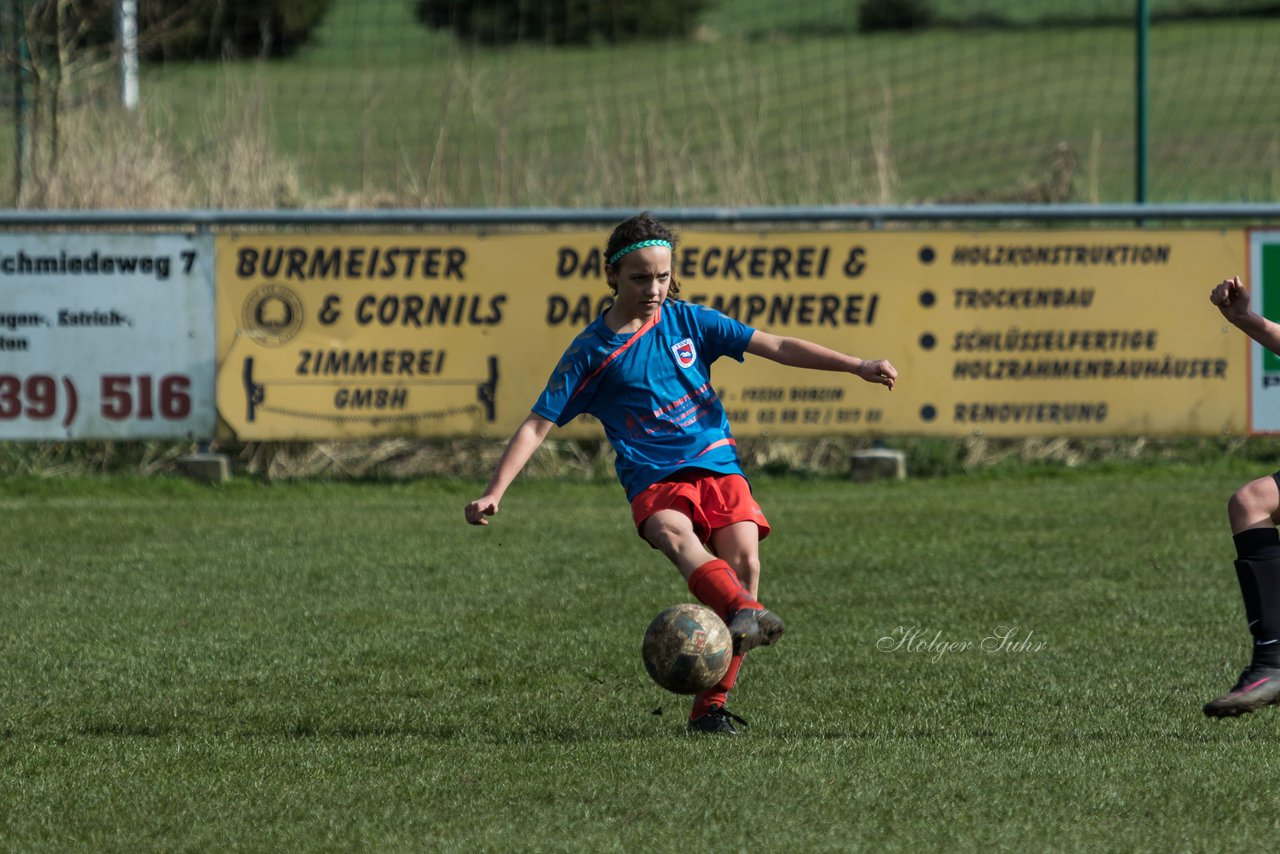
[671,338,697,368]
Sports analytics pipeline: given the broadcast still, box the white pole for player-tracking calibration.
[120,0,138,109]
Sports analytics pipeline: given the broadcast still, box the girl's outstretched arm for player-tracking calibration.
[464,413,555,525]
[745,330,897,390]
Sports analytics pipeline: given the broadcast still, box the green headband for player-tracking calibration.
[607,239,672,265]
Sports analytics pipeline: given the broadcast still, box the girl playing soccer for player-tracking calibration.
[464,212,897,735]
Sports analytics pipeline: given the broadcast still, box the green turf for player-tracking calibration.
[3,463,1280,849]
[99,2,1276,206]
[704,0,1276,36]
[4,1,1277,206]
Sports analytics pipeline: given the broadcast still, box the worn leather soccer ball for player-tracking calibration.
[642,603,732,694]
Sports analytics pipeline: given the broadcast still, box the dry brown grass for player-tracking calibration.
[19,105,194,209]
[1,434,1262,481]
[192,435,1249,481]
[11,47,903,211]
[16,80,305,210]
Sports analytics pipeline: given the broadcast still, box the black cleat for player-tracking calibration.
[1203,665,1280,718]
[727,607,785,655]
[687,706,749,736]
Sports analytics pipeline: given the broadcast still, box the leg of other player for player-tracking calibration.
[1205,472,1280,717]
[1227,473,1280,534]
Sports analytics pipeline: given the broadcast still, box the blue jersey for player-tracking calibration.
[532,299,755,501]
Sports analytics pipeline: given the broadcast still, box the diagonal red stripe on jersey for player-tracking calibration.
[693,438,736,458]
[568,305,662,405]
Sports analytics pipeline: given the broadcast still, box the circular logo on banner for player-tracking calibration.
[241,285,303,346]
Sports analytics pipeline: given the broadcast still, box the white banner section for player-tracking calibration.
[0,234,215,440]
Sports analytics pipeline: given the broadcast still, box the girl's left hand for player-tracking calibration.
[858,359,897,390]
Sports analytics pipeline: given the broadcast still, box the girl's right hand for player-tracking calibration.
[464,496,499,525]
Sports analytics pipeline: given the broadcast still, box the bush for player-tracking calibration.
[21,0,334,62]
[171,0,334,60]
[415,0,715,46]
[856,0,935,32]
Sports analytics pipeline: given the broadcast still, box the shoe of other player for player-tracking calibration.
[1203,665,1280,718]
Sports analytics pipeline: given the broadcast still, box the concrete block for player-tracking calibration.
[849,448,906,482]
[176,452,231,484]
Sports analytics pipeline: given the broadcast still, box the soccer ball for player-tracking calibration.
[642,603,732,694]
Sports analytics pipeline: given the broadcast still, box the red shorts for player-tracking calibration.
[630,470,771,545]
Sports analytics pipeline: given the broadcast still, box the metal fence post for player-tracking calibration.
[1135,0,1150,205]
[10,0,30,203]
[119,0,138,110]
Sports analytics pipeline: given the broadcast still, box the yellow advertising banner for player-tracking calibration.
[215,229,1247,440]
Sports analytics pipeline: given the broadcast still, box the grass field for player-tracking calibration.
[701,0,1279,37]
[6,0,1280,207]
[4,461,1280,849]
[135,15,1279,206]
[145,9,1280,205]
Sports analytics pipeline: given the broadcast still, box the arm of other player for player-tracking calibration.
[464,412,555,525]
[1210,275,1280,356]
[745,330,897,390]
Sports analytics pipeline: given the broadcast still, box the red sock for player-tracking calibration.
[686,559,760,622]
[691,654,744,719]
